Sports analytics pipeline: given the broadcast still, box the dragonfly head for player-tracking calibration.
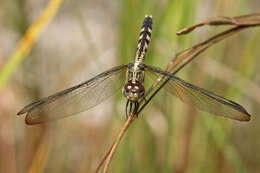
[123,82,145,102]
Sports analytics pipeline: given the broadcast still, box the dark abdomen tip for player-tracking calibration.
[143,15,152,29]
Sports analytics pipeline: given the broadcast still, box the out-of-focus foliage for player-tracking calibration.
[0,0,259,173]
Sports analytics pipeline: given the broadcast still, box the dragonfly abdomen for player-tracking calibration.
[135,15,152,63]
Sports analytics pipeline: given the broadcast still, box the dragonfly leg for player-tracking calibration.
[141,95,147,102]
[129,102,133,116]
[134,102,139,117]
[125,101,132,118]
[125,100,140,119]
[126,100,130,119]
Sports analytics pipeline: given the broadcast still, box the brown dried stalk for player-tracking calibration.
[102,115,136,173]
[95,13,260,173]
[94,142,115,173]
[177,13,260,35]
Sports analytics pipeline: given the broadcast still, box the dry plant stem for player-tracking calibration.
[169,25,251,73]
[172,26,249,74]
[149,25,250,95]
[102,115,136,173]
[177,13,260,35]
[27,132,52,173]
[94,142,115,173]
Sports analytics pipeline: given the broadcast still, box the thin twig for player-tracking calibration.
[94,142,115,173]
[177,13,260,35]
[27,131,52,173]
[102,114,137,173]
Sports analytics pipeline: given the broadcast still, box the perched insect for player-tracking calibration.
[17,15,251,125]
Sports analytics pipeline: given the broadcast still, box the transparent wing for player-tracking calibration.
[17,65,128,125]
[144,64,251,121]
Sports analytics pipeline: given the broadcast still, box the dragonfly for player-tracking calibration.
[17,15,251,125]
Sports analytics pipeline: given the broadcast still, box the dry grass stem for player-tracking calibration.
[177,13,260,35]
[99,115,136,173]
[27,132,52,173]
[94,142,115,173]
[103,115,136,173]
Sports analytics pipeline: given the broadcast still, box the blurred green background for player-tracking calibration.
[0,0,259,173]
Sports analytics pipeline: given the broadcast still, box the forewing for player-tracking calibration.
[18,65,128,125]
[144,65,251,121]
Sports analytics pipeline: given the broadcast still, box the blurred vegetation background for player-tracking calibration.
[0,0,259,173]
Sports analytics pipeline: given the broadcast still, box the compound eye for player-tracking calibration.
[124,83,134,92]
[124,82,145,95]
[134,83,145,94]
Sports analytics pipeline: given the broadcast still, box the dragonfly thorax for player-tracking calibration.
[123,66,145,102]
